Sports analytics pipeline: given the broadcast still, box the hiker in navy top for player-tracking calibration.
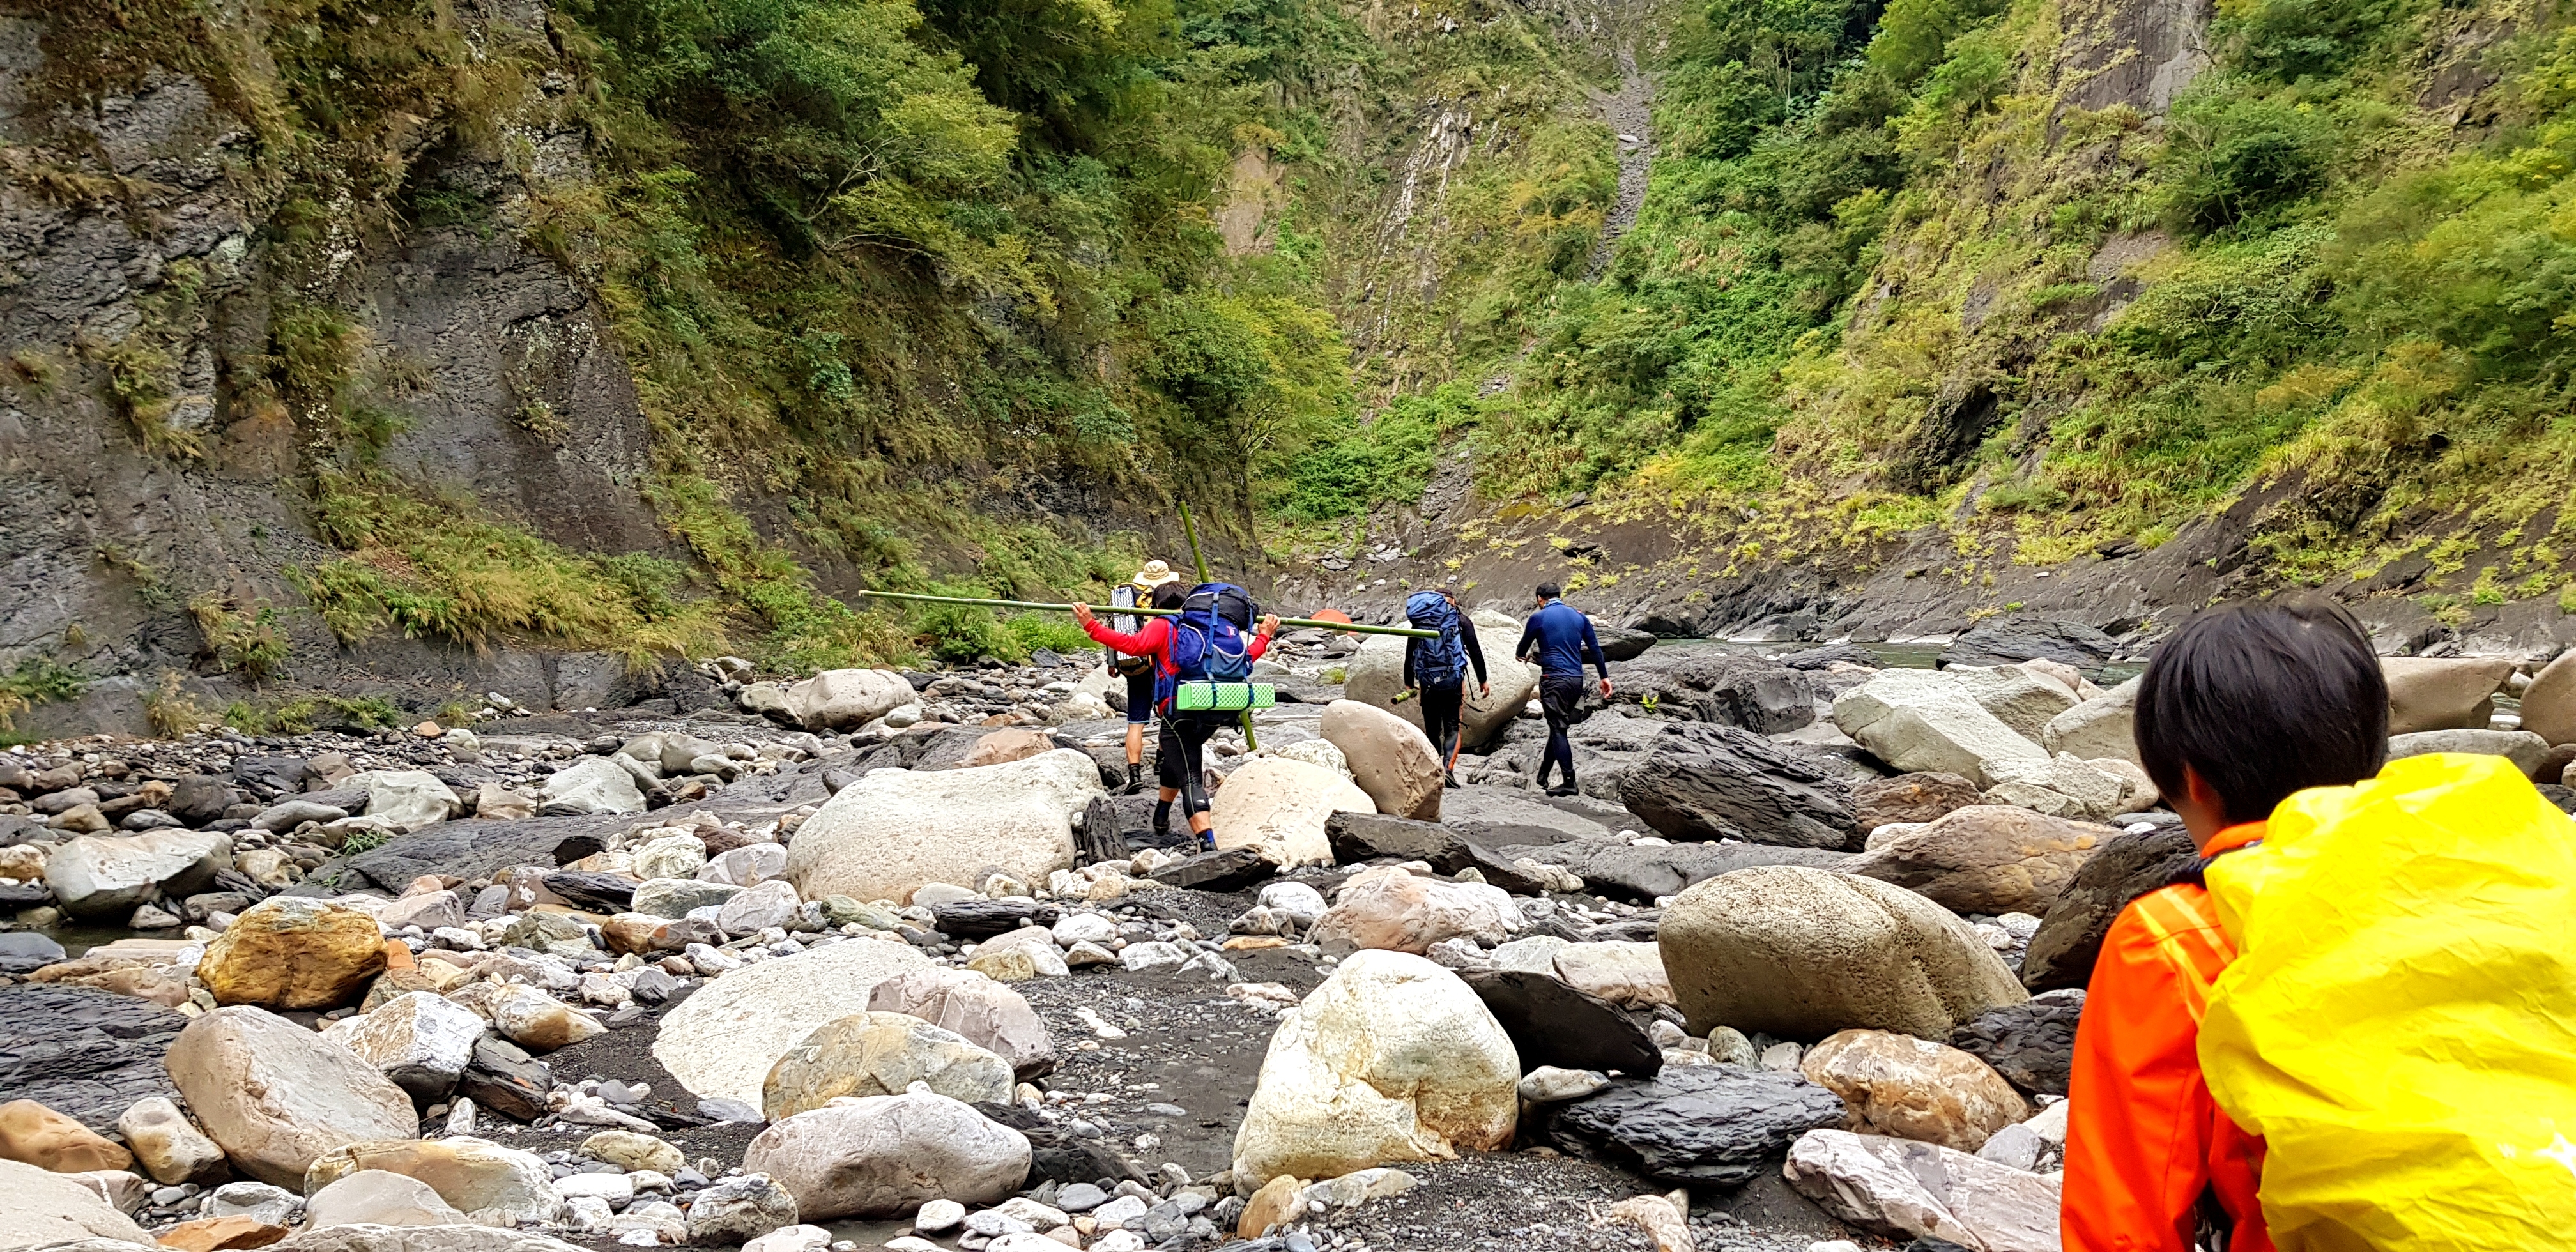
[1515,583,1613,796]
[1402,588,1489,789]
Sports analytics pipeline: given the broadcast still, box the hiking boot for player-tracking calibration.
[1443,770,1460,789]
[1545,782,1579,797]
[1199,830,1216,851]
[1124,763,1144,793]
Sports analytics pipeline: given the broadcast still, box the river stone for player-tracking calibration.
[788,750,1100,906]
[456,1038,551,1124]
[1832,671,2046,788]
[762,1011,1013,1119]
[200,897,388,1010]
[1343,613,1541,751]
[1498,839,1851,904]
[378,890,463,932]
[0,1157,152,1246]
[1457,969,1659,1078]
[1616,653,1815,733]
[2520,650,2576,745]
[1784,1128,2062,1250]
[2017,825,2198,992]
[1320,700,1445,821]
[788,669,916,732]
[686,1173,801,1244]
[119,1096,229,1184]
[323,992,486,1099]
[1949,990,2084,1097]
[742,1091,1031,1219]
[654,936,935,1106]
[1326,810,1469,867]
[1550,940,1674,1009]
[717,879,803,936]
[1232,950,1519,1184]
[866,967,1056,1081]
[1659,865,2027,1040]
[1618,726,1857,849]
[1841,805,2109,917]
[2041,676,2140,765]
[1544,1064,1847,1186]
[632,834,708,882]
[1438,785,1615,846]
[341,771,463,830]
[1800,1029,2030,1152]
[254,800,350,832]
[167,1006,419,1187]
[2386,728,2550,777]
[630,878,742,919]
[2382,656,2512,735]
[479,983,605,1053]
[42,830,232,917]
[260,1225,598,1251]
[1943,666,2082,742]
[1851,772,1982,839]
[0,1099,132,1172]
[1940,620,2116,669]
[1211,756,1376,867]
[702,842,790,887]
[305,1138,560,1225]
[1310,866,1524,955]
[537,758,646,816]
[0,984,187,1133]
[304,1169,466,1229]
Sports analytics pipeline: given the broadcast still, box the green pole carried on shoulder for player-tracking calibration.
[850,590,1432,639]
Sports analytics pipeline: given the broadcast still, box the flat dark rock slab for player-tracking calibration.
[0,983,188,1131]
[1462,969,1660,1078]
[1544,1064,1848,1186]
[1499,839,1851,903]
[1149,848,1273,892]
[1440,786,1614,848]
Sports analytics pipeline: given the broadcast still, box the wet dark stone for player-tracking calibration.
[0,983,188,1131]
[1950,989,2084,1097]
[1460,969,1660,1078]
[931,898,1061,938]
[1543,1064,1848,1186]
[1146,848,1272,893]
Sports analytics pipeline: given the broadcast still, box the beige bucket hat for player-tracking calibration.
[1131,560,1182,590]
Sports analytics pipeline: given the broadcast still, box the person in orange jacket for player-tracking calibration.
[2061,597,2389,1252]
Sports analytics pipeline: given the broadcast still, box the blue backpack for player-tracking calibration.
[1406,590,1469,685]
[1166,583,1257,702]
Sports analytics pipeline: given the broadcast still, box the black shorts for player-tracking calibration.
[1125,669,1157,724]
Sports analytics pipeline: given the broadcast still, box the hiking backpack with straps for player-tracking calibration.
[1165,583,1257,700]
[2195,752,2576,1248]
[1106,584,1153,676]
[1406,590,1469,685]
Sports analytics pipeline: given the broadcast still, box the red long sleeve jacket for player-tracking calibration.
[1080,616,1269,713]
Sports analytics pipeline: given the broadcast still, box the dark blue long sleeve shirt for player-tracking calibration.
[1515,600,1607,679]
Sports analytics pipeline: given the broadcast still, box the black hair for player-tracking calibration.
[2135,595,2388,825]
[1535,581,1562,600]
[1149,583,1186,611]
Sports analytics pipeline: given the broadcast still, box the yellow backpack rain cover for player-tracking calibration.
[2197,752,2576,1250]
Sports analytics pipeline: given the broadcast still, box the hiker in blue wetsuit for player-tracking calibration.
[1515,582,1613,797]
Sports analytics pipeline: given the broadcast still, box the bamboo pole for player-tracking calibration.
[1177,500,1212,584]
[852,590,1436,639]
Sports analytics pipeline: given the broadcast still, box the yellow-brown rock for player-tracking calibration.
[155,1214,288,1250]
[199,897,388,1009]
[1800,1028,2031,1152]
[1238,1173,1303,1239]
[0,1099,134,1173]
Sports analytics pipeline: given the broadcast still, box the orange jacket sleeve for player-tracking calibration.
[2061,889,2271,1252]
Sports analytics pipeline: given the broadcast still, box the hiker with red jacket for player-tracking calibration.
[1074,588,1278,848]
[2062,597,2388,1252]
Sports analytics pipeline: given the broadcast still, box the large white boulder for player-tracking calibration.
[1342,610,1540,751]
[1784,1128,2061,1250]
[652,936,934,1106]
[789,669,916,731]
[304,1138,562,1226]
[786,750,1102,906]
[865,968,1057,1082]
[741,1091,1030,1219]
[2381,656,2513,735]
[2041,676,2139,765]
[165,1006,420,1187]
[1942,667,2081,742]
[1319,701,1444,821]
[761,1012,1015,1120]
[323,992,487,1099]
[1832,671,2046,786]
[538,758,647,816]
[42,829,232,917]
[1233,950,1519,1184]
[1209,757,1374,867]
[1979,753,2130,821]
[0,1157,153,1247]
[341,770,463,830]
[1658,865,2027,1041]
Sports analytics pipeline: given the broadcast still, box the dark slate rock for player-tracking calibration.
[0,814,48,846]
[0,880,52,908]
[1593,625,1657,662]
[1439,786,1614,848]
[0,931,67,975]
[229,755,310,801]
[1328,811,1468,869]
[976,1101,1141,1186]
[1618,655,1816,733]
[1951,989,2084,1097]
[1583,917,1660,943]
[544,871,639,914]
[300,787,372,814]
[1147,848,1273,893]
[166,775,240,825]
[1544,1064,1848,1186]
[1621,725,1857,850]
[2538,782,2576,814]
[2020,825,2199,992]
[1774,643,1880,671]
[1498,840,1852,904]
[1942,619,2119,669]
[932,898,1061,938]
[0,983,188,1131]
[1460,970,1660,1078]
[338,813,641,892]
[1076,796,1130,866]
[459,1034,553,1122]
